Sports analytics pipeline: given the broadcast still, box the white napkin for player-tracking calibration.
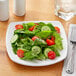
[62,24,76,76]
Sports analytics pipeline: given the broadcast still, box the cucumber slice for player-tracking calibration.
[41,26,51,31]
[32,46,41,56]
[44,48,52,57]
[10,34,18,44]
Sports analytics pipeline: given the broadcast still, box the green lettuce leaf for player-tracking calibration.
[36,31,52,39]
[53,32,63,50]
[34,38,47,47]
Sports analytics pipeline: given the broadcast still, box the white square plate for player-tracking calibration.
[6,21,67,66]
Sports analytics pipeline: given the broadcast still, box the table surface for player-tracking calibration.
[0,0,76,76]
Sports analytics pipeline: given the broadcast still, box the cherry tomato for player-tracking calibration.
[29,25,36,31]
[15,24,23,30]
[34,23,39,25]
[32,36,38,41]
[46,39,55,46]
[48,51,56,59]
[17,49,24,58]
[55,26,60,33]
[51,36,55,41]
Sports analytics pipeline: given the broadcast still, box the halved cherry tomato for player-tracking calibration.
[15,24,23,30]
[46,39,55,46]
[55,26,60,33]
[51,36,55,41]
[32,36,38,41]
[29,25,36,31]
[17,49,24,58]
[34,23,39,25]
[48,51,56,59]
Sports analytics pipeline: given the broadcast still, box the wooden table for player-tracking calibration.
[0,0,76,76]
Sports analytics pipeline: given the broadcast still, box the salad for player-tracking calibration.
[10,22,63,60]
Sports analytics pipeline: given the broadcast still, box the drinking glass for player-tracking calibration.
[55,0,76,21]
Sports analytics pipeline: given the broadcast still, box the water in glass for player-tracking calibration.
[55,0,76,21]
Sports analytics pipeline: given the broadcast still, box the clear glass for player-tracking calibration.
[55,0,76,21]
